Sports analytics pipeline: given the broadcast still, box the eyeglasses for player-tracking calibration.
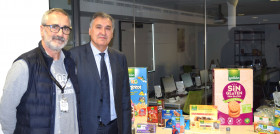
[43,24,72,35]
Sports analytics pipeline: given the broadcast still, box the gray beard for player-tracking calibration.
[45,40,67,52]
[43,30,68,51]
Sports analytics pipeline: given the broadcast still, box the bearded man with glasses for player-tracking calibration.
[0,8,80,134]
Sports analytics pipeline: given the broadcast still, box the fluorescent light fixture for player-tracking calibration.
[252,16,258,19]
[237,13,245,16]
[270,0,280,1]
[263,19,269,21]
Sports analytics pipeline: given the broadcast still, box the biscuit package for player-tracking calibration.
[162,109,182,119]
[189,105,218,130]
[147,106,158,123]
[157,99,165,127]
[129,67,148,117]
[171,116,185,134]
[136,123,156,133]
[213,68,253,125]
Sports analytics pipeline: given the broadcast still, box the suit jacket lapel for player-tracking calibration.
[108,48,117,97]
[85,43,101,89]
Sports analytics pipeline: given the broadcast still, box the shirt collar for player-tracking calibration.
[90,42,108,56]
[52,51,65,63]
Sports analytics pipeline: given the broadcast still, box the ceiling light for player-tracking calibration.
[270,0,280,1]
[238,14,245,16]
[263,19,269,21]
[252,16,258,19]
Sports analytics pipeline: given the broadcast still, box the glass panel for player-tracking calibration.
[131,0,205,99]
[206,0,280,111]
[49,0,74,50]
[50,0,280,107]
[121,22,154,71]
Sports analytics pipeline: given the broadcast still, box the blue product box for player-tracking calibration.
[185,119,190,130]
[162,110,183,119]
[171,116,185,134]
[166,119,173,128]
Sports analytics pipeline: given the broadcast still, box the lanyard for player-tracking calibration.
[37,48,69,94]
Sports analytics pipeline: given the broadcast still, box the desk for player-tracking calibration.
[148,95,188,109]
[134,116,255,134]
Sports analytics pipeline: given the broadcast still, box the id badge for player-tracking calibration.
[60,97,69,112]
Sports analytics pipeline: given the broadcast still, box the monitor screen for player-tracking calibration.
[162,76,177,93]
[181,73,193,88]
[200,70,208,84]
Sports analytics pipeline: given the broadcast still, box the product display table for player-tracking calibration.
[133,116,255,134]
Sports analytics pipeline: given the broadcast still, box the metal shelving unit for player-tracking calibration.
[234,30,265,66]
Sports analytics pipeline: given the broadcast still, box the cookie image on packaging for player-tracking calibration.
[228,101,240,118]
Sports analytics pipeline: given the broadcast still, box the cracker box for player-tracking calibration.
[213,68,253,125]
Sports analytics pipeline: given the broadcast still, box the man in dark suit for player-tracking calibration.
[70,12,131,134]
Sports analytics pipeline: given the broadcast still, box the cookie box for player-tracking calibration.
[213,68,253,125]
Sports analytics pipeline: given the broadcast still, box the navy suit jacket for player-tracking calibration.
[70,43,131,134]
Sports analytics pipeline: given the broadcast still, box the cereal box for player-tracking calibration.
[213,68,253,125]
[129,67,148,117]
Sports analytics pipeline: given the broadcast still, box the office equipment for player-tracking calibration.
[200,69,208,84]
[154,85,162,98]
[181,73,194,88]
[161,75,177,93]
[195,76,201,87]
[175,81,186,94]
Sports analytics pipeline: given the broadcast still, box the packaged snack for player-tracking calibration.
[162,109,182,119]
[147,106,158,123]
[157,99,165,127]
[184,119,190,130]
[129,67,148,117]
[171,116,185,134]
[189,105,218,130]
[166,119,173,128]
[213,68,253,125]
[136,123,156,133]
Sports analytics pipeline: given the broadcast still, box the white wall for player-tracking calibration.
[153,23,203,85]
[0,0,49,133]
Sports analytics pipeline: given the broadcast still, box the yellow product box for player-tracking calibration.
[189,105,218,130]
[213,68,253,125]
[197,120,220,131]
